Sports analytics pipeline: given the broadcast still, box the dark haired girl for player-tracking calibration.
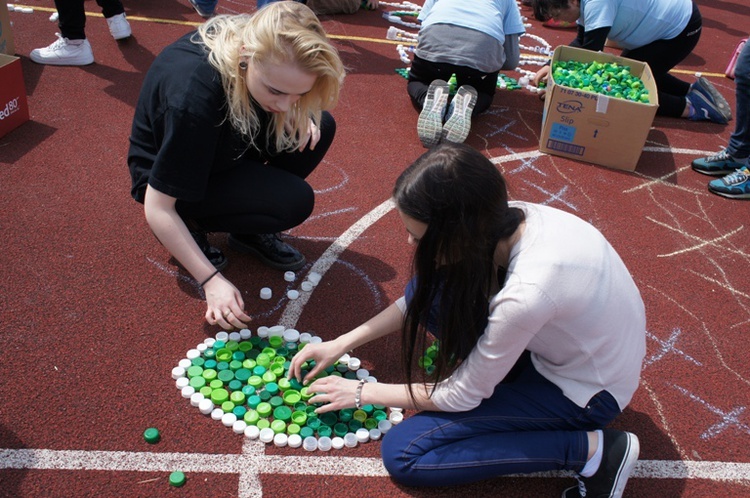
[290,143,646,497]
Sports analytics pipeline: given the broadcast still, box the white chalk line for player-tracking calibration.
[1,448,749,483]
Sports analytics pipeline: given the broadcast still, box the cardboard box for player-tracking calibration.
[0,54,30,138]
[0,2,15,55]
[539,46,658,171]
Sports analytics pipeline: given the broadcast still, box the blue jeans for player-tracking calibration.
[257,0,305,8]
[728,40,750,160]
[381,356,622,486]
[387,278,622,486]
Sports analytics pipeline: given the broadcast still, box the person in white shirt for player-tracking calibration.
[289,142,646,497]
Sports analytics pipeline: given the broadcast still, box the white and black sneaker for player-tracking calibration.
[562,430,640,498]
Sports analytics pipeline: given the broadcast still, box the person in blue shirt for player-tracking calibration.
[531,0,733,125]
[408,0,526,148]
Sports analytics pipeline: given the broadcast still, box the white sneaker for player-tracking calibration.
[106,13,132,40]
[30,34,94,66]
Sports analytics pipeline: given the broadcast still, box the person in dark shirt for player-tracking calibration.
[128,2,345,329]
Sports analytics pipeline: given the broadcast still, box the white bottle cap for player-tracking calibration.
[186,349,201,359]
[283,329,300,343]
[368,429,382,441]
[317,436,332,451]
[239,328,252,340]
[204,337,216,348]
[355,428,370,443]
[299,332,312,344]
[377,420,392,433]
[356,369,370,380]
[171,366,186,379]
[259,428,275,443]
[300,281,313,292]
[287,290,300,300]
[175,377,190,389]
[303,436,318,451]
[216,331,229,342]
[389,411,404,424]
[338,353,350,365]
[221,413,237,427]
[343,433,358,447]
[256,326,270,338]
[49,12,59,22]
[389,406,403,413]
[211,408,224,420]
[287,434,303,448]
[260,287,272,300]
[228,332,241,342]
[190,392,204,407]
[331,436,345,450]
[233,420,247,434]
[181,385,195,399]
[284,271,296,282]
[366,376,378,383]
[348,357,361,371]
[196,343,208,352]
[273,433,289,447]
[199,398,215,415]
[178,358,192,369]
[244,425,260,439]
[309,336,323,344]
[268,325,285,336]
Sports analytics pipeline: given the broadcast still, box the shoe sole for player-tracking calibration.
[691,162,742,176]
[610,432,640,498]
[442,86,477,144]
[417,80,450,148]
[694,77,732,121]
[228,235,306,271]
[29,54,94,65]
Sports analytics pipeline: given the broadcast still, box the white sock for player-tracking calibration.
[580,429,604,477]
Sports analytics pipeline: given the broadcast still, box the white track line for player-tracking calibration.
[1,448,749,483]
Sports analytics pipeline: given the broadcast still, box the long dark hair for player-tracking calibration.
[393,143,524,404]
[531,0,571,22]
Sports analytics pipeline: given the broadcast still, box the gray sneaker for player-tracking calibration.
[441,85,478,144]
[30,35,94,66]
[417,80,450,148]
[692,149,748,176]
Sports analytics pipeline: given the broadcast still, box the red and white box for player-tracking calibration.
[0,54,30,138]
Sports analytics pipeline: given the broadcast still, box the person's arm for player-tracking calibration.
[571,25,609,52]
[288,301,404,383]
[501,33,521,71]
[143,185,251,328]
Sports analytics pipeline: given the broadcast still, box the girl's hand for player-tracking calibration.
[306,376,361,414]
[288,339,348,385]
[203,274,252,329]
[533,65,551,86]
[299,118,320,152]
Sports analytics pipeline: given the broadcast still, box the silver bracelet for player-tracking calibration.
[354,378,368,410]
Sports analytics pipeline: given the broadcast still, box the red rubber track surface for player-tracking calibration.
[1,1,749,497]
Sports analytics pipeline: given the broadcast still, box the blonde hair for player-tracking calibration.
[196,2,344,152]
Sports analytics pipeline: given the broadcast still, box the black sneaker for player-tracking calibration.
[228,233,306,271]
[190,231,228,271]
[562,430,640,498]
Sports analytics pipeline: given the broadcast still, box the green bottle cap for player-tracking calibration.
[334,422,348,437]
[169,471,186,487]
[233,406,247,418]
[201,369,217,381]
[209,379,223,390]
[273,405,292,421]
[262,371,277,384]
[191,357,205,367]
[229,391,246,405]
[229,360,243,371]
[287,423,301,435]
[217,370,234,383]
[318,426,332,438]
[189,376,206,389]
[143,427,160,444]
[199,386,213,397]
[215,348,233,362]
[299,426,314,438]
[204,359,217,369]
[210,388,229,404]
[352,409,367,422]
[306,417,321,430]
[256,402,272,417]
[364,418,378,429]
[252,366,267,376]
[319,412,338,427]
[186,365,204,378]
[234,368,252,382]
[270,419,287,434]
[265,383,280,395]
[277,377,291,392]
[221,401,235,413]
[247,394,261,409]
[291,410,307,426]
[256,418,270,429]
[216,361,229,371]
[244,409,260,425]
[283,390,301,405]
[225,340,239,352]
[268,336,283,348]
[269,396,284,408]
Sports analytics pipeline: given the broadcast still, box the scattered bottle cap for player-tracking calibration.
[260,287,272,300]
[169,471,186,487]
[284,271,296,282]
[143,428,160,444]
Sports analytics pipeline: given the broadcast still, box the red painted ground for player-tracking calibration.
[1,1,749,497]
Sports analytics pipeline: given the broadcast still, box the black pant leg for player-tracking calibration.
[55,0,87,39]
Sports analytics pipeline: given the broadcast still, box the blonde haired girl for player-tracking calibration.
[128,2,344,329]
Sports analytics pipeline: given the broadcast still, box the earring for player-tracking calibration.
[239,61,248,70]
